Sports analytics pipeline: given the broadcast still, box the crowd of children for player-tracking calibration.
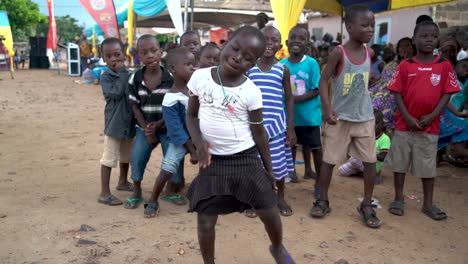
[96,4,467,263]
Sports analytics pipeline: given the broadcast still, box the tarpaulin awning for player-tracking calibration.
[304,0,455,16]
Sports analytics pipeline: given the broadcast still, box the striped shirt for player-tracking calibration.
[128,66,173,123]
[248,62,287,139]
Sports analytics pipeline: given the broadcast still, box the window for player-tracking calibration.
[374,18,391,45]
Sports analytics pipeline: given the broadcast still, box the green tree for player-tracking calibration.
[36,15,84,43]
[0,0,47,42]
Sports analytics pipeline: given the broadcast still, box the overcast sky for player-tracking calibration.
[32,0,128,29]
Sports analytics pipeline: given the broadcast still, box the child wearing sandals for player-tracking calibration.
[313,5,382,228]
[186,26,295,264]
[143,48,198,218]
[125,35,185,209]
[246,26,297,218]
[280,25,323,195]
[97,37,136,206]
[385,21,459,220]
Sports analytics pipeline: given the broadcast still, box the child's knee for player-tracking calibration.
[197,215,217,232]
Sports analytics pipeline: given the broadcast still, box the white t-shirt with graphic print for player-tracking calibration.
[188,67,263,155]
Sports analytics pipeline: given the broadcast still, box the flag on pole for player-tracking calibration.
[0,10,14,74]
[79,0,120,39]
[46,0,57,50]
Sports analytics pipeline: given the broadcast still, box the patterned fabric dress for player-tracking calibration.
[248,62,294,180]
[369,61,399,129]
[437,79,468,150]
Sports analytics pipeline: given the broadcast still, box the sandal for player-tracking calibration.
[309,200,331,218]
[144,200,159,218]
[269,244,295,264]
[278,202,293,217]
[161,194,187,206]
[388,200,405,216]
[116,183,135,192]
[244,209,257,218]
[357,202,382,228]
[123,196,144,209]
[422,206,447,221]
[97,194,122,206]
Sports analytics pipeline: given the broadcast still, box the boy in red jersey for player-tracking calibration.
[385,21,460,220]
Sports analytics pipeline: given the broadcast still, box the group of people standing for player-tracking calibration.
[94,5,465,263]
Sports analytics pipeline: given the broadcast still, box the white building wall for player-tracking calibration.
[307,7,431,45]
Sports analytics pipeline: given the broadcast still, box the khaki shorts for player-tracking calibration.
[322,119,376,165]
[384,131,438,178]
[100,136,134,168]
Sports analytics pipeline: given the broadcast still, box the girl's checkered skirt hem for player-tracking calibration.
[187,147,278,214]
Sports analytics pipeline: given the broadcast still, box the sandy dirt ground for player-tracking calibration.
[0,69,467,264]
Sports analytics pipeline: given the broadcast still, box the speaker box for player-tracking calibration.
[29,56,50,69]
[29,37,47,57]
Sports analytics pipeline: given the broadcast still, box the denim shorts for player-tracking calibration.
[161,143,188,174]
[130,127,184,182]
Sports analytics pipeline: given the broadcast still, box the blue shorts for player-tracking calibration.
[161,143,188,174]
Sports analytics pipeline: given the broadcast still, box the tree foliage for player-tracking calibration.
[36,15,84,43]
[0,0,47,42]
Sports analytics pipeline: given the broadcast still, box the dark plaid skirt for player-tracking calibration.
[187,147,278,215]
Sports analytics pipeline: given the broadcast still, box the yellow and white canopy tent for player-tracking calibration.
[270,0,455,58]
[0,10,14,78]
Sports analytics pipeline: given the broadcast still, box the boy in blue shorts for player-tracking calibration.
[280,25,322,198]
[143,48,198,218]
[125,35,185,209]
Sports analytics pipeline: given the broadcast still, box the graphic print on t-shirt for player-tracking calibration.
[342,72,369,96]
[290,73,306,96]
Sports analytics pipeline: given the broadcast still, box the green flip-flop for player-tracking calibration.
[160,194,187,206]
[124,197,144,209]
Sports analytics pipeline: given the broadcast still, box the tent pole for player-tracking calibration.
[190,0,194,31]
[184,0,188,32]
[340,10,344,44]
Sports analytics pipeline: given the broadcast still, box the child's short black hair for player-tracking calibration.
[374,109,384,125]
[200,43,220,55]
[396,37,415,60]
[229,26,266,53]
[416,14,433,25]
[180,30,200,43]
[413,20,439,37]
[136,34,158,49]
[288,25,310,39]
[344,4,372,26]
[100,37,125,53]
[166,47,191,67]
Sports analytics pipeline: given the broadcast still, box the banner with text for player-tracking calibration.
[79,0,120,39]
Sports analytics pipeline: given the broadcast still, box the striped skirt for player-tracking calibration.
[187,147,278,215]
[270,132,295,180]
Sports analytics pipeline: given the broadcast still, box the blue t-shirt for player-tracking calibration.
[280,55,321,126]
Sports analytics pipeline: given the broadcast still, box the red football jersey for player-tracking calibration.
[388,56,460,134]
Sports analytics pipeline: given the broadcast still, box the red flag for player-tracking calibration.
[79,0,120,39]
[46,0,57,50]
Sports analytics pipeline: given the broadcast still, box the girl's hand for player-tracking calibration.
[196,141,212,168]
[285,129,297,147]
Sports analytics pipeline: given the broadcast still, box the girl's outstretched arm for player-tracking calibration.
[249,109,274,180]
